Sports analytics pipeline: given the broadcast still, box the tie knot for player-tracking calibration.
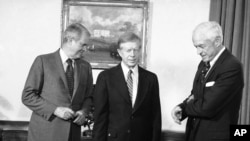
[127,70,133,81]
[66,59,73,65]
[201,62,210,75]
[128,70,133,76]
[205,62,210,68]
[129,70,133,74]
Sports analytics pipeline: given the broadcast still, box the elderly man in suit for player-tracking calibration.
[172,21,244,141]
[22,23,93,141]
[93,32,162,141]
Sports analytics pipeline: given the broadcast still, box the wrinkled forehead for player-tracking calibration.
[193,29,216,43]
[119,41,141,49]
[192,23,222,41]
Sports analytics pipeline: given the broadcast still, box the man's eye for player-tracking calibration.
[196,45,205,49]
[134,49,139,52]
[125,49,131,52]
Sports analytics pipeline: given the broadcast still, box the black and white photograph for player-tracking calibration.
[0,0,249,141]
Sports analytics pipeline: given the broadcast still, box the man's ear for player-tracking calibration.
[68,37,74,43]
[214,36,222,47]
[68,38,77,48]
[65,35,74,43]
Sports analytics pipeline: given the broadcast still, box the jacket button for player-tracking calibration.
[127,130,130,133]
[108,133,111,136]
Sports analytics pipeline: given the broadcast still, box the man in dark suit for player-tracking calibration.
[93,32,162,141]
[22,23,93,141]
[171,21,244,141]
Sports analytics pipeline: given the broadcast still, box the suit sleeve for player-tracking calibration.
[178,94,193,121]
[152,75,162,141]
[22,56,57,121]
[182,61,244,119]
[92,72,108,141]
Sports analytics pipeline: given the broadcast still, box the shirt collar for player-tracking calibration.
[59,48,69,64]
[209,46,226,67]
[121,62,138,80]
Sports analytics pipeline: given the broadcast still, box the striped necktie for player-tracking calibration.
[127,70,133,103]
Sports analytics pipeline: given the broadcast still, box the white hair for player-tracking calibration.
[192,21,223,44]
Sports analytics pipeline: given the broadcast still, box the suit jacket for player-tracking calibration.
[22,50,93,141]
[93,64,161,141]
[180,49,244,141]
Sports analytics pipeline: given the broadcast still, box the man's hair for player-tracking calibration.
[117,32,141,49]
[193,21,223,43]
[62,23,90,43]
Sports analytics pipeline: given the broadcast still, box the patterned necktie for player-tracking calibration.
[66,59,74,96]
[201,62,210,83]
[127,70,133,103]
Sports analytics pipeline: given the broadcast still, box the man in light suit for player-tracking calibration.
[172,21,244,141]
[22,23,93,141]
[93,32,162,141]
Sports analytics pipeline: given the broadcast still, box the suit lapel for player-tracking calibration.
[72,59,81,99]
[55,50,68,90]
[54,50,71,99]
[114,64,132,105]
[194,62,204,84]
[204,49,229,82]
[133,67,148,113]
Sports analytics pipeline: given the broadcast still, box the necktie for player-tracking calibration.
[201,62,210,83]
[127,70,133,103]
[66,59,74,96]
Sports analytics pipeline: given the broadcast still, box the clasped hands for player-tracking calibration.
[54,107,87,125]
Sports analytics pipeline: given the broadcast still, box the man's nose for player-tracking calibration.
[130,50,135,56]
[197,47,202,55]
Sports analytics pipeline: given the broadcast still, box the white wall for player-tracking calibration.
[0,0,210,131]
[0,0,62,120]
[148,0,210,131]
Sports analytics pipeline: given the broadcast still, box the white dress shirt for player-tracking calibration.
[59,48,75,72]
[206,47,226,76]
[121,62,138,107]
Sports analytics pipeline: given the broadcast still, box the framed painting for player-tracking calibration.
[61,0,149,69]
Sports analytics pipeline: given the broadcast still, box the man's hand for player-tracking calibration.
[171,106,182,125]
[73,110,87,125]
[54,107,75,120]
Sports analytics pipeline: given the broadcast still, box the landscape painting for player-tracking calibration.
[62,0,148,69]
